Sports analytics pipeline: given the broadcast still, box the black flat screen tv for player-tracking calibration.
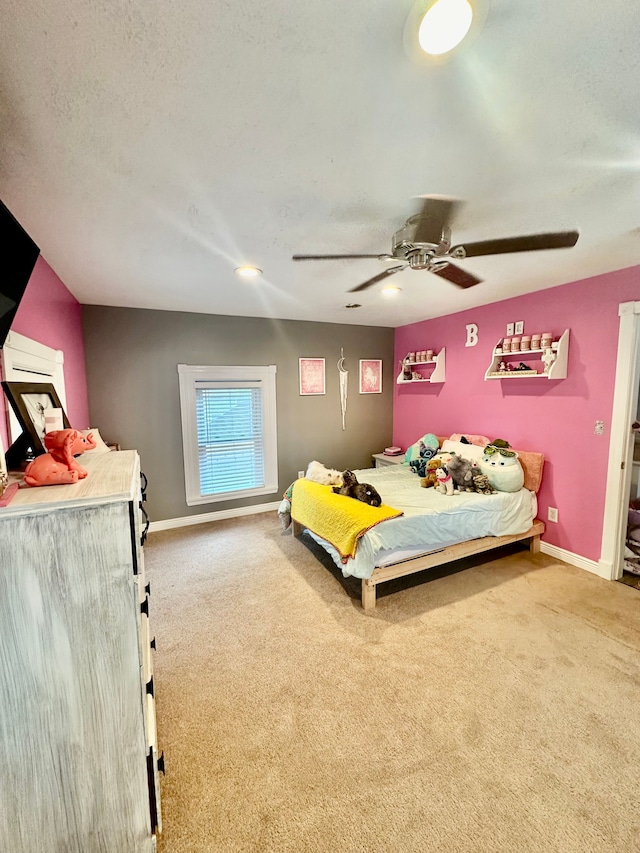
[0,199,40,349]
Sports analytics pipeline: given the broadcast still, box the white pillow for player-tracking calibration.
[440,439,484,461]
[80,428,113,454]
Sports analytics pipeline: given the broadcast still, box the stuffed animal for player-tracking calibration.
[435,464,458,495]
[479,443,524,492]
[447,453,497,494]
[23,429,97,487]
[446,453,476,492]
[420,457,440,488]
[333,470,382,507]
[409,440,438,477]
[305,460,343,486]
[470,470,497,495]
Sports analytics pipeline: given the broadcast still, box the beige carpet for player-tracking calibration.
[146,513,640,853]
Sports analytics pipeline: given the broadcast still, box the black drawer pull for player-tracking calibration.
[157,751,165,775]
[146,676,154,697]
[150,637,156,651]
[145,581,151,596]
[140,505,150,546]
[140,471,148,503]
[140,596,149,617]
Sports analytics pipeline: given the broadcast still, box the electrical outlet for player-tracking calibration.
[506,323,514,336]
[298,470,304,479]
[515,321,524,335]
[548,507,558,523]
[594,420,604,435]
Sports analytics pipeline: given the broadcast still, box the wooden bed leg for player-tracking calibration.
[292,519,303,538]
[530,534,541,554]
[362,579,376,611]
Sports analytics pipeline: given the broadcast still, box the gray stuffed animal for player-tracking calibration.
[448,454,497,495]
[446,454,476,492]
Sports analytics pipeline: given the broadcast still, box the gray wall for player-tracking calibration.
[82,306,395,522]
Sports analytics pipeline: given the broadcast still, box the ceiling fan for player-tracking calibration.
[292,196,579,292]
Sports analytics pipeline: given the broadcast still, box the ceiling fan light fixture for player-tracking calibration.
[418,0,473,56]
[235,265,263,278]
[381,285,402,296]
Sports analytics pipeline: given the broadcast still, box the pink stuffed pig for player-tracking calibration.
[23,429,97,487]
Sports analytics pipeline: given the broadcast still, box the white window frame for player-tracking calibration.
[178,363,278,506]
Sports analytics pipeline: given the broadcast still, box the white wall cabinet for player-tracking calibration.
[484,329,570,380]
[0,450,161,852]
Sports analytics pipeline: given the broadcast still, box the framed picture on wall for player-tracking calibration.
[359,359,382,394]
[299,358,326,395]
[1,381,71,456]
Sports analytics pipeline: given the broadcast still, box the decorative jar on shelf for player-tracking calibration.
[520,335,531,351]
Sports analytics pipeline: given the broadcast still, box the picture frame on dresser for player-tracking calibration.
[1,380,71,458]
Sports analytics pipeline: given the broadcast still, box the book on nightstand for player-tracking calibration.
[384,446,403,456]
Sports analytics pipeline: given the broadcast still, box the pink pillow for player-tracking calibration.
[449,433,491,447]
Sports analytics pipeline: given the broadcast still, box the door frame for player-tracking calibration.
[599,302,640,579]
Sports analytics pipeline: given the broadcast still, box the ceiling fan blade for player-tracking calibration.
[431,262,482,289]
[459,230,579,258]
[412,196,460,245]
[348,265,406,293]
[292,254,387,261]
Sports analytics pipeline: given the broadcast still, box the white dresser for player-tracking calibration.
[0,450,161,852]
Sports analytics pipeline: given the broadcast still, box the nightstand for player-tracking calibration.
[372,453,405,468]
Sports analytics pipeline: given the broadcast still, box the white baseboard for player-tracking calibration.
[540,541,607,578]
[149,501,281,533]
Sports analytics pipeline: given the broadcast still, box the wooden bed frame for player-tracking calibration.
[292,518,545,611]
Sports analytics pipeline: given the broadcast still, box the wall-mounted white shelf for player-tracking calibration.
[397,348,446,384]
[484,329,569,380]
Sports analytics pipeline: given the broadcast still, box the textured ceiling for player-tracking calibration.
[1,0,639,327]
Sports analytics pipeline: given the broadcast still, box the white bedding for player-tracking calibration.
[304,465,537,580]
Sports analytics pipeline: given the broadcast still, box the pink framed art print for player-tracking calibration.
[359,359,382,394]
[299,358,326,395]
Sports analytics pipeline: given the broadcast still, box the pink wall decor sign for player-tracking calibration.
[360,359,382,394]
[299,358,325,395]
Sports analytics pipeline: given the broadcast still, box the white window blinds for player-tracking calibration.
[196,383,265,496]
[178,364,278,506]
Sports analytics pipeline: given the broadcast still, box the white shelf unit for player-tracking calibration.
[396,348,446,384]
[484,329,569,380]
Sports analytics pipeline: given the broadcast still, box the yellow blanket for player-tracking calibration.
[291,479,403,562]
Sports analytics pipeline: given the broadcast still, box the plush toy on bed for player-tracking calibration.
[447,453,497,494]
[305,460,343,486]
[333,470,382,507]
[420,457,440,488]
[479,442,524,492]
[446,453,476,492]
[409,440,438,477]
[435,464,458,496]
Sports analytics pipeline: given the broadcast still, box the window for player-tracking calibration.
[178,364,278,506]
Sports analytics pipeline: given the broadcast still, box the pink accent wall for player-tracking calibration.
[1,256,89,452]
[394,265,640,563]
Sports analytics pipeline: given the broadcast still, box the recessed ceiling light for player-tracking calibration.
[381,285,402,296]
[235,265,263,278]
[345,303,362,309]
[404,0,489,65]
[418,0,473,55]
